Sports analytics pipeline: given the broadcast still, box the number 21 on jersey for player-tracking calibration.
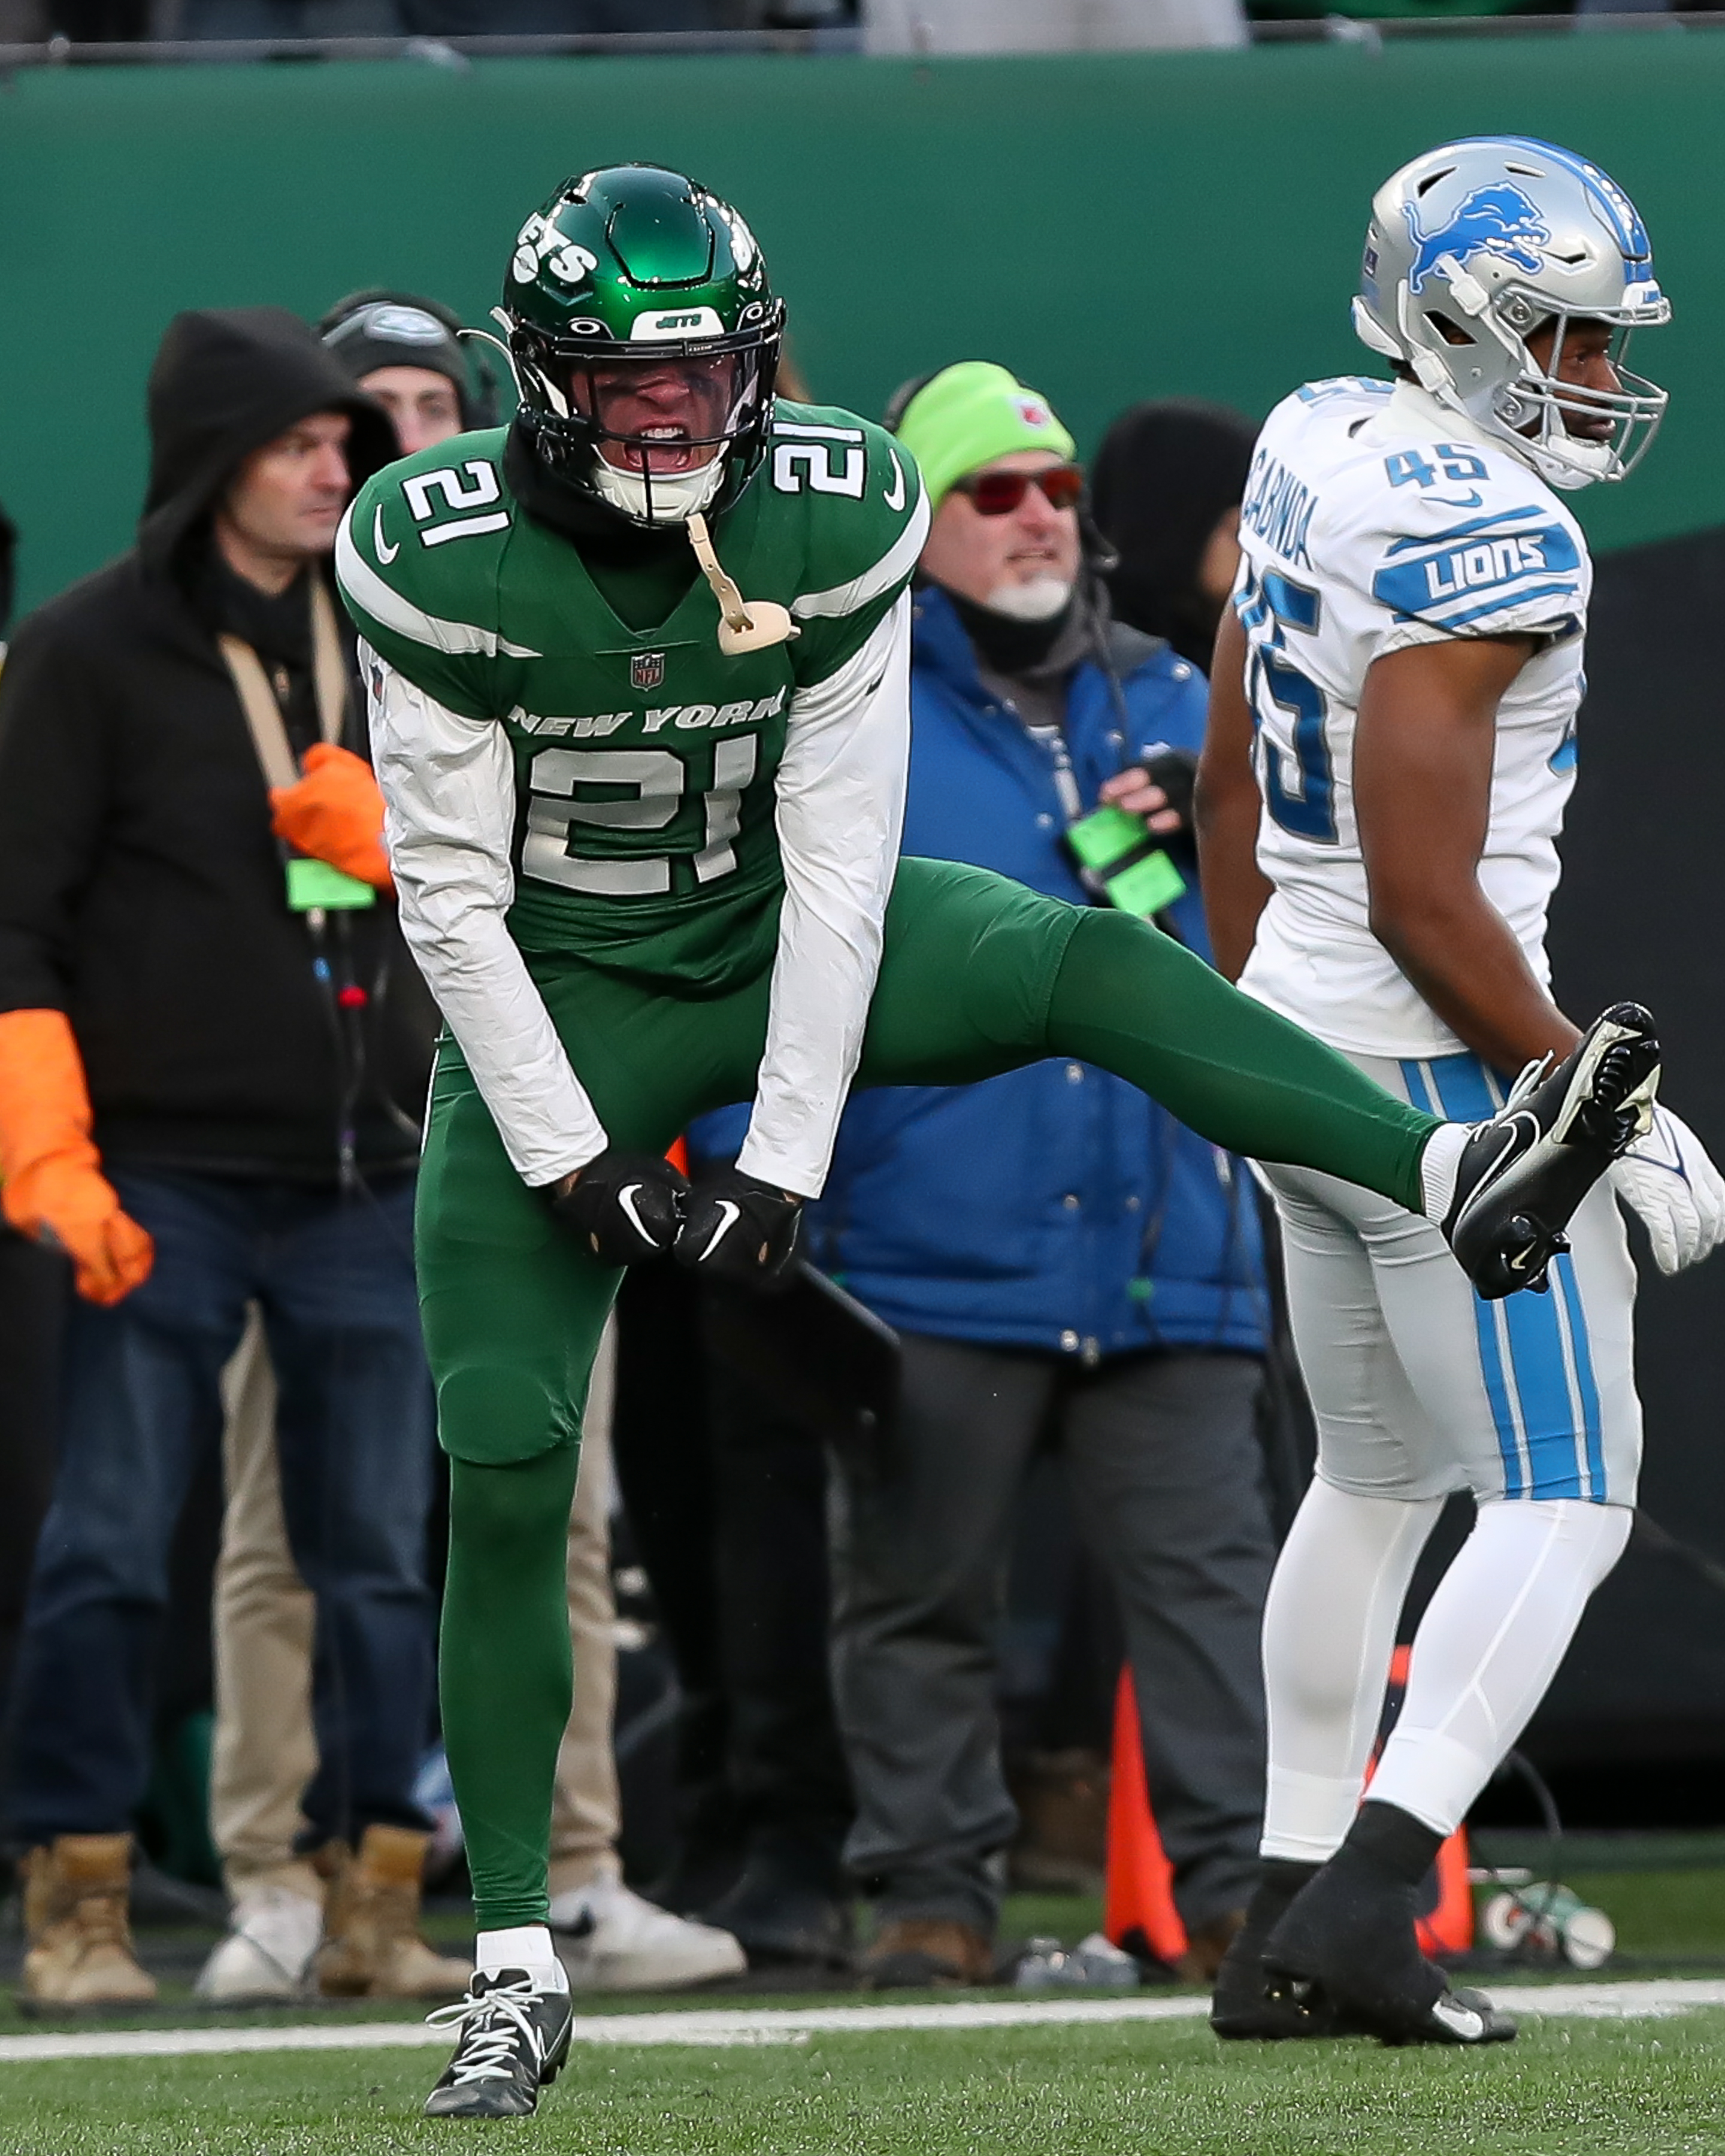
[1238,564,1337,844]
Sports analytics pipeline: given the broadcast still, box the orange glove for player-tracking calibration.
[269,743,392,891]
[0,1009,154,1306]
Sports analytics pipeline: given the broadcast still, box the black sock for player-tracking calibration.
[1342,1801,1445,1889]
[1250,1858,1320,1915]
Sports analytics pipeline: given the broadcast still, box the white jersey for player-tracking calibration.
[1235,377,1591,1059]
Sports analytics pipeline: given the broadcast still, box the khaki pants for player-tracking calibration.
[211,1312,621,1903]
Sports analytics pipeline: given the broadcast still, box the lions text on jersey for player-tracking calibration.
[1234,376,1591,1059]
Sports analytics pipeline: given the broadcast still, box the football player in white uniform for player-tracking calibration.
[1198,137,1725,2045]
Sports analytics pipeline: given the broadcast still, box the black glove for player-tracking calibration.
[1141,746,1198,835]
[674,1166,803,1283]
[545,1148,688,1266]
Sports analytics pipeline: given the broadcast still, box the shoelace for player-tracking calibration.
[80,1892,132,1949]
[425,1979,544,2086]
[1503,1051,1554,1112]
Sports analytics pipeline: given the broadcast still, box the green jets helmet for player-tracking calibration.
[501,164,784,528]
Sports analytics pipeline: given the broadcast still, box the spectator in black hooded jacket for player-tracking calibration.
[0,308,461,2010]
[0,498,15,639]
[0,492,62,1757]
[1091,400,1258,673]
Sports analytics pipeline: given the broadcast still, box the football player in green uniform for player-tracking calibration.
[337,165,1659,2118]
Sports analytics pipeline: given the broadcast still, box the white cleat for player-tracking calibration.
[193,1886,323,2003]
[549,1875,746,1993]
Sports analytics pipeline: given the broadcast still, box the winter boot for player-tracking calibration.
[860,1916,995,1988]
[314,1825,470,2000]
[19,1834,157,2012]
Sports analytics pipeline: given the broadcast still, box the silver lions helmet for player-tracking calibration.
[1353,137,1669,490]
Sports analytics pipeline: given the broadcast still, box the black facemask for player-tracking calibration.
[503,420,688,568]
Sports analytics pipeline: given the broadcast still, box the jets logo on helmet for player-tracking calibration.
[1352,136,1670,490]
[498,164,784,530]
[510,217,600,289]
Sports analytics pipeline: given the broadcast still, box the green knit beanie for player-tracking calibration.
[893,362,1078,511]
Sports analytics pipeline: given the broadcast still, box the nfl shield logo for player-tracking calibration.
[631,651,666,692]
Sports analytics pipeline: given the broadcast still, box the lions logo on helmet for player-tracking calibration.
[1404,185,1551,296]
[1352,136,1669,491]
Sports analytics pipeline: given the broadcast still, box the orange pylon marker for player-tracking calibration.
[1372,1646,1474,1958]
[1104,1648,1475,1965]
[1103,1667,1187,1965]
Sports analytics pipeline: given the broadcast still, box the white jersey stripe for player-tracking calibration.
[792,487,930,622]
[335,505,542,661]
[772,421,866,442]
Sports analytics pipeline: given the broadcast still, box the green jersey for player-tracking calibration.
[336,404,928,1199]
[338,403,925,993]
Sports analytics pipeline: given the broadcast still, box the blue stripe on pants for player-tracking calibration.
[1551,1251,1606,1500]
[1404,1054,1600,1502]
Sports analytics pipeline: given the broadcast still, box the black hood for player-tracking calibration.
[0,495,15,635]
[138,306,398,581]
[1090,399,1257,670]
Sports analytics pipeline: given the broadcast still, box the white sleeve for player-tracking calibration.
[1363,491,1587,658]
[364,649,609,1186]
[734,595,910,1199]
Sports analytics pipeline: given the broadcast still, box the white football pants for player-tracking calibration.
[1257,1048,1640,1854]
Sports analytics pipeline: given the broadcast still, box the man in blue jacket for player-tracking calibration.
[799,364,1276,1986]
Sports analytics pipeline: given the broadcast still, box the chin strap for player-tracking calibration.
[686,512,799,656]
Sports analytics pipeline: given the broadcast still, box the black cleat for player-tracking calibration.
[1443,1003,1660,1300]
[422,1969,574,2119]
[1212,1861,1341,2040]
[1263,1845,1516,2048]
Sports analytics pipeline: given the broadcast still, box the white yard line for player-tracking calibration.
[3,1978,1725,2064]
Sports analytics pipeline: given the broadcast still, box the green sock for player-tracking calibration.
[1045,910,1438,1213]
[441,1444,581,1932]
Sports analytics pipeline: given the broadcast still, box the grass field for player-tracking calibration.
[6,1872,1725,2154]
[4,2009,1725,2156]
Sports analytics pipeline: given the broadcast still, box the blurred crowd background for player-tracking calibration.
[1,0,1720,50]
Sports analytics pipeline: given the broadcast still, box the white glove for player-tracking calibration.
[1608,1104,1725,1276]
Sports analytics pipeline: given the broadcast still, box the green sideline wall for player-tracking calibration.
[0,35,1722,611]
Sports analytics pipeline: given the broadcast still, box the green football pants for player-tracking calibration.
[427,857,1439,1930]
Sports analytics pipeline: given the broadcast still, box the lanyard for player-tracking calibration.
[217,575,347,789]
[219,577,370,920]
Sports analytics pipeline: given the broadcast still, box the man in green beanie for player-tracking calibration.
[774,358,1281,1990]
[337,170,1654,2117]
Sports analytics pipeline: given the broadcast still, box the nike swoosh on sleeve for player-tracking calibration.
[883,449,906,513]
[373,503,400,565]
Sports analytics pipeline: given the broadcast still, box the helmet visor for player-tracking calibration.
[525,346,771,478]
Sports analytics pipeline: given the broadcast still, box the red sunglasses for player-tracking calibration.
[952,463,1085,516]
